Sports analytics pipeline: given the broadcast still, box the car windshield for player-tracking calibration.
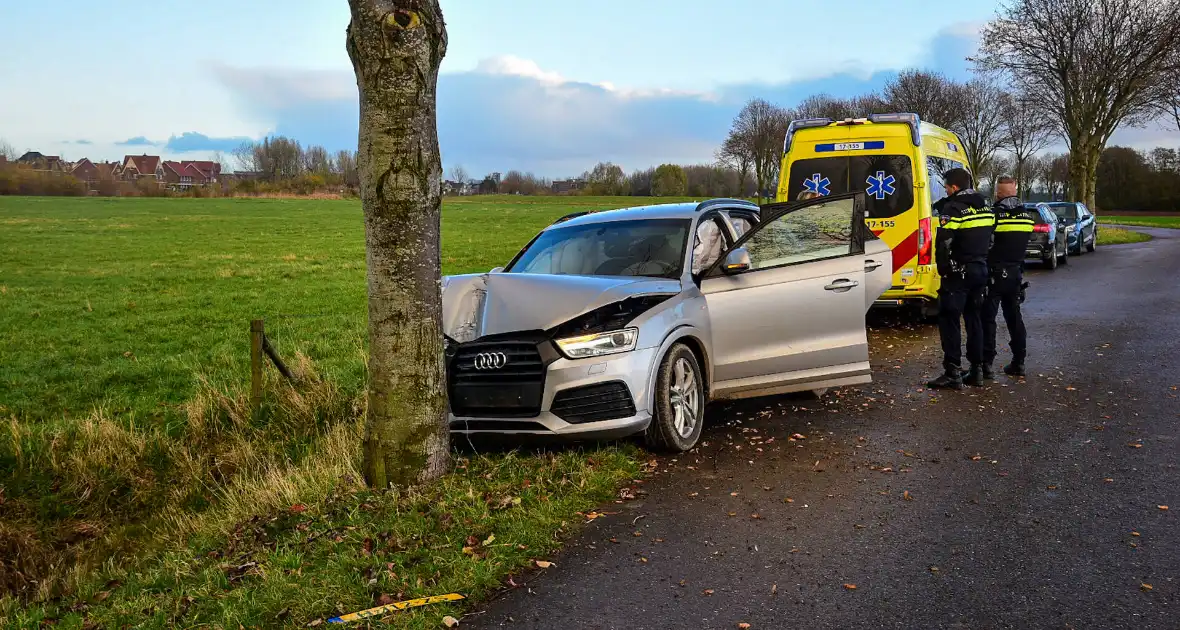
[1048,204,1078,221]
[507,218,691,279]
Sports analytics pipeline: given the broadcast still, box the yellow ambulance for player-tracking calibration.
[775,113,971,318]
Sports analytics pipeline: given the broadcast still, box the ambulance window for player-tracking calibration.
[849,155,914,219]
[785,158,849,201]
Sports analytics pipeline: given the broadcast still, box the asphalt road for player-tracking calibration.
[468,227,1180,630]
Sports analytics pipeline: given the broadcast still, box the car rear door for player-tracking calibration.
[701,193,878,399]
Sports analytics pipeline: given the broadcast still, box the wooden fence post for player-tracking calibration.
[250,319,264,412]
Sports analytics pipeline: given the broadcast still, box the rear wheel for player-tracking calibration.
[1087,229,1097,252]
[1060,244,1069,264]
[645,344,704,453]
[1045,244,1058,270]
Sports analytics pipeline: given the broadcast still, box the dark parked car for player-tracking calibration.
[1024,203,1069,270]
[1046,201,1097,255]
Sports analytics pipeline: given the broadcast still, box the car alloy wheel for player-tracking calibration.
[1046,244,1058,269]
[645,343,705,452]
[669,357,701,439]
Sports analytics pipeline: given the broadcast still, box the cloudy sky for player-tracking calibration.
[2,0,1176,177]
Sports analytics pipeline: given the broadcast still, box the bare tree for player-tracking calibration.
[1001,95,1055,197]
[727,98,789,200]
[715,134,752,197]
[335,149,359,187]
[209,150,229,174]
[0,138,16,161]
[978,0,1180,211]
[1025,153,1051,198]
[303,144,333,175]
[983,153,1016,195]
[1045,153,1071,200]
[347,0,449,487]
[882,69,970,128]
[793,94,861,120]
[232,140,258,172]
[448,164,469,184]
[958,78,1010,180]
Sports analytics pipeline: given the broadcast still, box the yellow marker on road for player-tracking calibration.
[327,593,465,624]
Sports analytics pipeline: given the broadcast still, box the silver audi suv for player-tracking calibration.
[442,193,892,452]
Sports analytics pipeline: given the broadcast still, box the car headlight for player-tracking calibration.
[556,328,638,359]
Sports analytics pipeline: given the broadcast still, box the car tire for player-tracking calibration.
[1087,230,1097,252]
[644,344,705,453]
[1046,244,1058,270]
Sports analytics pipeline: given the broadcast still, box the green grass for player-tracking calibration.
[0,195,699,423]
[1099,215,1180,229]
[1098,226,1153,245]
[0,194,678,628]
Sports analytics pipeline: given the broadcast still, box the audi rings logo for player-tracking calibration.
[473,352,508,370]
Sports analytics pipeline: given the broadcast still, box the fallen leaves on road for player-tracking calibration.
[791,433,808,440]
[1129,442,1144,449]
[1141,583,1154,592]
[772,584,777,594]
[903,491,913,501]
[443,616,460,627]
[1159,505,1169,511]
[702,589,715,596]
[534,560,554,569]
[738,623,752,629]
[843,584,857,590]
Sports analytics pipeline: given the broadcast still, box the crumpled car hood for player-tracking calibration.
[442,273,681,342]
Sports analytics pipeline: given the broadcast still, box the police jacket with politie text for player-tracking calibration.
[988,196,1035,268]
[933,189,994,276]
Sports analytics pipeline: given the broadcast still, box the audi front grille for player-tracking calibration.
[448,338,555,418]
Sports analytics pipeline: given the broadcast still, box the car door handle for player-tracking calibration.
[824,279,859,292]
[864,259,884,272]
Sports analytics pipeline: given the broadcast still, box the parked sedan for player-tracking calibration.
[1046,201,1098,255]
[442,193,892,452]
[1024,203,1069,270]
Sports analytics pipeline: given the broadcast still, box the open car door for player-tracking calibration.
[699,192,890,400]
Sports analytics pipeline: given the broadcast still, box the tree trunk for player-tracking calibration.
[347,0,449,488]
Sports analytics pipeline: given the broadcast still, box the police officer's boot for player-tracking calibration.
[1004,362,1026,377]
[927,369,964,390]
[961,364,995,381]
[963,365,986,387]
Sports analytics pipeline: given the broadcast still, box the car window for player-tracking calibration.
[508,218,690,279]
[730,216,754,238]
[692,216,728,275]
[927,157,947,202]
[1049,203,1078,221]
[742,197,855,270]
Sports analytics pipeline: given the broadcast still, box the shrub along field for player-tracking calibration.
[0,195,702,627]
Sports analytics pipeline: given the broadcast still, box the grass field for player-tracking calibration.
[1099,215,1180,229]
[0,195,688,628]
[1098,227,1153,245]
[2,195,692,424]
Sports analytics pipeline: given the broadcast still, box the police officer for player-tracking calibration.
[927,168,995,390]
[982,176,1033,378]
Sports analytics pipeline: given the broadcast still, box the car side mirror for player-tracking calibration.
[490,266,504,273]
[722,248,751,275]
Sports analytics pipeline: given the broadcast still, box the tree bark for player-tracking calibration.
[347,0,449,488]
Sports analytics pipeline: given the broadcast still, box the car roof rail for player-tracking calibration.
[695,198,759,212]
[551,211,591,225]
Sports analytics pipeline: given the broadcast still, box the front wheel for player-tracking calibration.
[1045,244,1058,270]
[1087,229,1097,252]
[645,344,705,453]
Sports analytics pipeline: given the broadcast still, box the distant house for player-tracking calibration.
[181,160,221,183]
[94,161,121,180]
[71,158,99,184]
[443,180,474,196]
[162,161,209,189]
[17,151,68,172]
[121,154,164,182]
[551,179,585,194]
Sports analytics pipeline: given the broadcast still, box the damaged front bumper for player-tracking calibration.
[448,346,658,439]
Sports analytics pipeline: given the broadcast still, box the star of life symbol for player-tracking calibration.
[803,173,830,196]
[866,170,896,200]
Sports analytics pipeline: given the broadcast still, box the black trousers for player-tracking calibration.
[938,262,988,372]
[983,265,1027,366]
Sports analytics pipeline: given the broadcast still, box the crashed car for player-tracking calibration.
[442,193,892,452]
